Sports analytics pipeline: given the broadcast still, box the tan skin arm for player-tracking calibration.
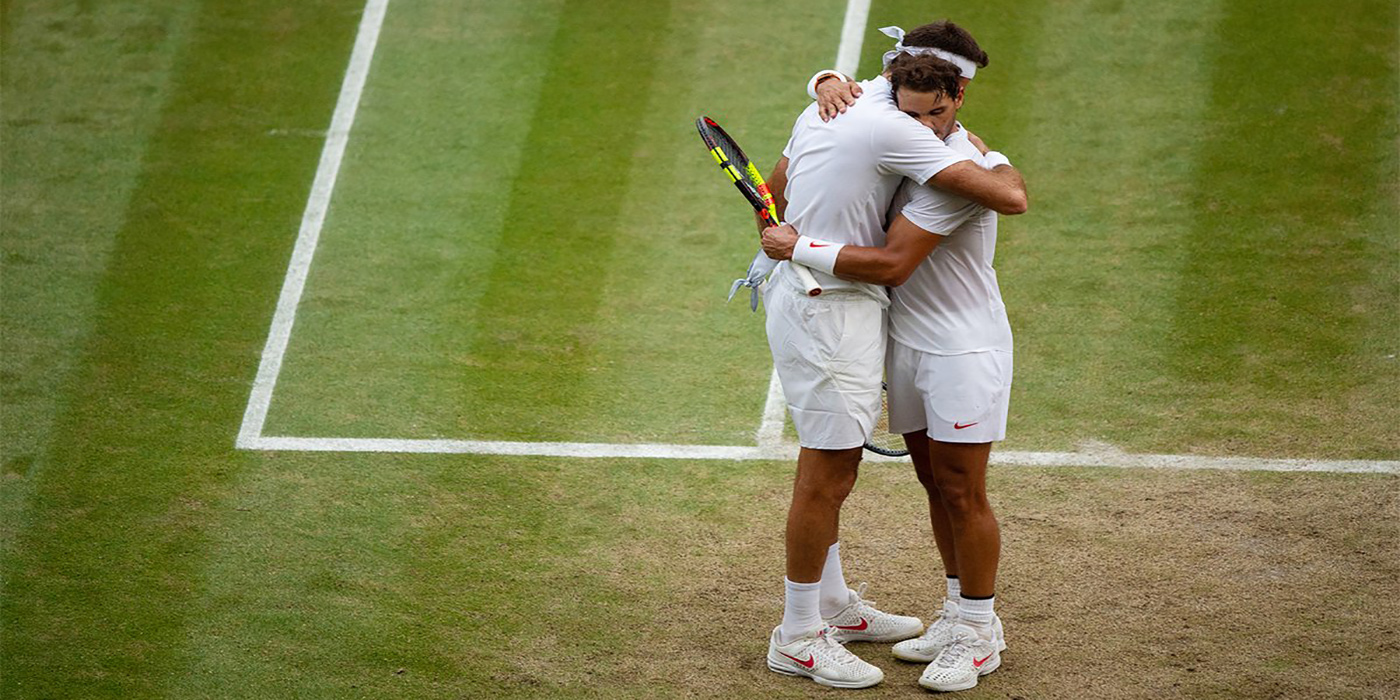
[817,72,1029,216]
[928,159,1027,215]
[753,156,792,232]
[760,214,942,287]
[767,156,790,222]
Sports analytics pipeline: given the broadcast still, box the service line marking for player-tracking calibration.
[235,0,1398,476]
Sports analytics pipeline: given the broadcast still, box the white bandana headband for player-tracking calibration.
[879,26,977,80]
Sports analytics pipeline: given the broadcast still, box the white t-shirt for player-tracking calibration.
[781,76,971,302]
[888,129,1013,355]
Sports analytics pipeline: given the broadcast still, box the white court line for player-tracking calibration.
[235,0,390,449]
[835,0,873,75]
[237,436,1398,473]
[756,369,788,448]
[234,0,1398,476]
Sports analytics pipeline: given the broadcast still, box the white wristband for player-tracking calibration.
[983,151,1011,169]
[791,235,844,275]
[806,70,846,100]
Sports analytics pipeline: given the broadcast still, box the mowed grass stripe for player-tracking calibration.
[1168,0,1399,458]
[262,0,568,439]
[0,1,364,696]
[948,0,1229,456]
[569,0,847,445]
[449,0,678,442]
[0,0,199,554]
[863,1,1398,460]
[263,0,845,445]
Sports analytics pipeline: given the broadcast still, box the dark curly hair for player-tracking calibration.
[903,20,988,68]
[887,54,962,98]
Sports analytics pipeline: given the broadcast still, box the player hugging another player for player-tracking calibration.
[759,20,1026,693]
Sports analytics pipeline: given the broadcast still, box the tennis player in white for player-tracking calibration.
[763,55,1017,692]
[800,17,1019,683]
[760,52,1026,690]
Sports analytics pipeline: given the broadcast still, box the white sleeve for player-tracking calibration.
[942,127,984,163]
[782,103,821,159]
[892,179,982,236]
[872,116,971,185]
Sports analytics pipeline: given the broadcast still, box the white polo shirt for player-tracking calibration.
[781,76,971,302]
[888,129,1013,355]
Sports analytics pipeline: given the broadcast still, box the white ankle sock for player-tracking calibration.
[818,542,850,617]
[946,575,961,604]
[958,594,995,635]
[780,578,824,644]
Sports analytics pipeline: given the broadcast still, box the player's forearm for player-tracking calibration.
[831,246,918,287]
[929,160,1028,215]
[768,157,790,221]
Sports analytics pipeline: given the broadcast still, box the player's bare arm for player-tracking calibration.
[766,156,791,222]
[928,159,1027,215]
[761,214,942,287]
[888,72,1029,217]
[749,157,791,233]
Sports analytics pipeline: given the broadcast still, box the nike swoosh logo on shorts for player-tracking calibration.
[954,422,979,430]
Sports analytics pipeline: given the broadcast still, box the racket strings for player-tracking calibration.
[865,385,910,457]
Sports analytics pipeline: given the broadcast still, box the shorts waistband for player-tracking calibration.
[773,263,889,305]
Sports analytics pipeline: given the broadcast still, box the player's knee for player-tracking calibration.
[794,470,857,506]
[933,478,988,517]
[914,463,939,493]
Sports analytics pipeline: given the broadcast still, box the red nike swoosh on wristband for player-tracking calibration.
[780,652,816,668]
[809,242,830,248]
[954,422,979,430]
[833,618,868,631]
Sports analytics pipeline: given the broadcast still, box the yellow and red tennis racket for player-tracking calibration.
[695,116,822,296]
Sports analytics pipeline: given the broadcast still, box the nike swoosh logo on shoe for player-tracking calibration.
[780,652,815,669]
[833,618,869,631]
[972,653,994,668]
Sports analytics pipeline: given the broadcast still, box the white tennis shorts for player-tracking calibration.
[763,270,886,450]
[886,340,1013,444]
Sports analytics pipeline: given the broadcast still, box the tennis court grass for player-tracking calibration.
[2,0,1396,698]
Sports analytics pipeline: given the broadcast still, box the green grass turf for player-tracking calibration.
[2,0,362,694]
[262,0,842,445]
[1,0,1397,698]
[872,0,1399,458]
[0,0,201,550]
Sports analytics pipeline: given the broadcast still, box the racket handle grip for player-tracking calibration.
[792,262,823,296]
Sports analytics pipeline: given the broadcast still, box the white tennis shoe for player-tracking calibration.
[766,625,885,689]
[892,599,1006,662]
[823,583,924,644]
[917,623,1001,692]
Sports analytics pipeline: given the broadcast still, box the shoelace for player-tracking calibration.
[849,582,880,616]
[918,609,955,641]
[813,627,860,667]
[933,633,974,668]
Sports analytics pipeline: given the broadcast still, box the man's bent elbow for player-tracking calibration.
[878,261,919,287]
[994,192,1028,216]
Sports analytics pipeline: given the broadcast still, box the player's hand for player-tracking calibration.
[817,79,861,122]
[761,223,800,260]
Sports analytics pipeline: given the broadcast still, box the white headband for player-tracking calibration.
[879,26,977,80]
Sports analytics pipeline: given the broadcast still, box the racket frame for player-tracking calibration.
[696,116,822,296]
[864,382,910,457]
